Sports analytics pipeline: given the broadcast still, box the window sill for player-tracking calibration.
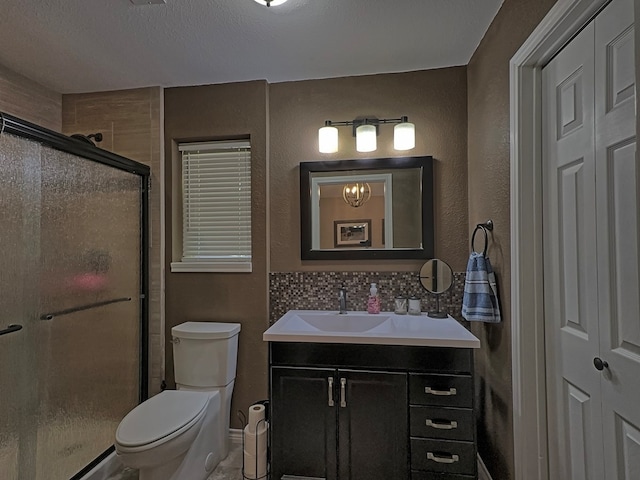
[170,261,252,273]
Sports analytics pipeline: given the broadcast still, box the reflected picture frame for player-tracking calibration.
[334,219,371,247]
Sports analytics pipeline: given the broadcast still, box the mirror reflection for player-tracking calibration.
[419,259,453,294]
[300,157,434,260]
[313,170,421,250]
[419,259,453,318]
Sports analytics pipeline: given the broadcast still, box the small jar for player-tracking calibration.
[394,295,408,315]
[408,296,422,315]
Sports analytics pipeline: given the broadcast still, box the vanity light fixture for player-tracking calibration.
[342,182,372,208]
[318,116,415,153]
[253,0,288,6]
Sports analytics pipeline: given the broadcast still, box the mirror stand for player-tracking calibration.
[419,258,453,319]
[428,294,448,318]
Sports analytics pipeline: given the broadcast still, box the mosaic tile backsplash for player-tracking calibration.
[269,271,466,324]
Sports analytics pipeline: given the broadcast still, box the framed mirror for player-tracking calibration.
[300,156,434,260]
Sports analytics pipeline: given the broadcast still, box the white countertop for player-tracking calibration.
[263,310,480,348]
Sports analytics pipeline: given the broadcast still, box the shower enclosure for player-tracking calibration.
[0,113,149,479]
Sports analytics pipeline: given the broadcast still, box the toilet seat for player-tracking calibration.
[116,390,210,451]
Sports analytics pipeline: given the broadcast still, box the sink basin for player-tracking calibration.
[295,313,392,332]
[263,309,481,348]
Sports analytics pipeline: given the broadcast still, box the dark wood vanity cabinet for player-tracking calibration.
[270,367,338,479]
[271,366,407,480]
[409,373,477,479]
[269,342,477,480]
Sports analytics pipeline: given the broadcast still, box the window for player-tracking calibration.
[171,140,251,273]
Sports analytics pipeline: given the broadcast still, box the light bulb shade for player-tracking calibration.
[356,124,377,152]
[394,121,415,150]
[318,126,339,153]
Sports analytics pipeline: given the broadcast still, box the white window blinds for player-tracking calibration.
[173,140,251,272]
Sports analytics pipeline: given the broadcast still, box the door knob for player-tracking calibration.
[593,357,609,371]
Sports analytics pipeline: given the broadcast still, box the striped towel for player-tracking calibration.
[462,252,501,323]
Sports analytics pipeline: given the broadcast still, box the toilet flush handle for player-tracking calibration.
[170,337,180,344]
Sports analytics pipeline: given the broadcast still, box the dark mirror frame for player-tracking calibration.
[300,156,434,260]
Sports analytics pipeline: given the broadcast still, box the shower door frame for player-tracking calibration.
[0,111,150,479]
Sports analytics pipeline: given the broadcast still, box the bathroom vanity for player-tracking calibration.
[264,311,480,480]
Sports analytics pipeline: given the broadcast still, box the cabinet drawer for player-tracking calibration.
[411,438,476,475]
[410,374,473,408]
[411,471,476,480]
[410,406,474,441]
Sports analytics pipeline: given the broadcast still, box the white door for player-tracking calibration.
[594,0,640,477]
[543,0,639,478]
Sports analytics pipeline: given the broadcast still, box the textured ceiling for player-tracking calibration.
[0,0,503,94]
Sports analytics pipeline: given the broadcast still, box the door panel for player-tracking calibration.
[558,159,588,336]
[543,19,604,480]
[337,370,408,480]
[564,382,595,480]
[270,367,337,480]
[544,0,638,478]
[606,140,639,355]
[0,133,41,480]
[595,0,638,477]
[0,133,144,479]
[615,415,640,479]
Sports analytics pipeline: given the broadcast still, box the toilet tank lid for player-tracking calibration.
[172,321,241,339]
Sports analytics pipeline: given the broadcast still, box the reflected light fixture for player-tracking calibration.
[253,0,288,6]
[318,116,415,153]
[342,182,371,208]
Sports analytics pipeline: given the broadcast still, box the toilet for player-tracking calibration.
[115,321,241,480]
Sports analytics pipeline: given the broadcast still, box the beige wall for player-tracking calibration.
[62,87,164,395]
[163,82,270,428]
[319,196,385,249]
[0,62,61,132]
[270,68,469,273]
[467,0,557,478]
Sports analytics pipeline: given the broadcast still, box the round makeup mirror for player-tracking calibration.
[419,259,453,318]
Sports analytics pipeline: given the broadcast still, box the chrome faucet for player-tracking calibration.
[338,286,348,314]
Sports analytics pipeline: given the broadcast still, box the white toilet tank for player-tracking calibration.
[171,322,241,389]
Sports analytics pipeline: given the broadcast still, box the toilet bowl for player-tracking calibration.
[114,321,241,480]
[115,390,222,480]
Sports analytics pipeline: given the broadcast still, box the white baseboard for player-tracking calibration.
[229,427,243,446]
[478,454,493,480]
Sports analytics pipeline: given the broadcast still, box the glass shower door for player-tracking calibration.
[0,133,43,480]
[0,131,145,479]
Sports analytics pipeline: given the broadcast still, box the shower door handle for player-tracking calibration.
[0,324,23,337]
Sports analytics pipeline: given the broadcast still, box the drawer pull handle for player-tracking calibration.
[327,377,334,407]
[427,452,459,464]
[426,419,458,430]
[340,378,347,408]
[425,386,457,396]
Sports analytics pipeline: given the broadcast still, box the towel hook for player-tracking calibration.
[471,220,494,256]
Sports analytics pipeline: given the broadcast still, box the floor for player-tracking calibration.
[106,441,244,480]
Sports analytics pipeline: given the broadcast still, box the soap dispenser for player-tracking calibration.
[367,283,381,314]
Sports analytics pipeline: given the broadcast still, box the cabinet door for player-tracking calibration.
[271,366,338,480]
[337,370,408,480]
